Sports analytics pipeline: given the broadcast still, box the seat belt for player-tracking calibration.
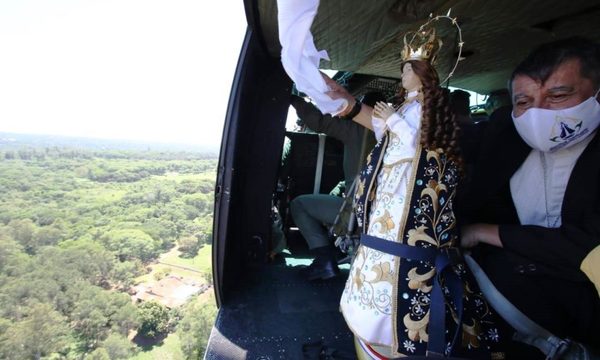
[332,177,359,263]
[333,177,357,220]
[464,254,599,360]
[313,133,326,194]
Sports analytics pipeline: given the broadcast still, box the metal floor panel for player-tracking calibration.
[205,256,355,360]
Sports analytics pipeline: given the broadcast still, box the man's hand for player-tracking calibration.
[322,73,344,92]
[461,224,502,248]
[373,101,395,120]
[322,73,354,115]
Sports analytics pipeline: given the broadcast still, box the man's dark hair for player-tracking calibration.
[449,89,471,116]
[510,36,600,90]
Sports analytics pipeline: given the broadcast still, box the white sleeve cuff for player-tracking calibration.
[371,116,387,141]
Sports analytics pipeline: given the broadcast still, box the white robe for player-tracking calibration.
[340,99,421,347]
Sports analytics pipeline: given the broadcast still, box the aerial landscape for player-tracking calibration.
[0,132,218,359]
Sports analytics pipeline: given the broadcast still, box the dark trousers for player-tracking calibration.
[482,250,600,357]
[290,194,343,249]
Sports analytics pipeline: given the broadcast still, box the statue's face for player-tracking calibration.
[401,62,422,93]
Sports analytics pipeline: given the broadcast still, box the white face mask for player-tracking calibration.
[512,90,600,152]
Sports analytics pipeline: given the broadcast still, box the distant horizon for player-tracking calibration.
[0,129,219,148]
[0,130,221,153]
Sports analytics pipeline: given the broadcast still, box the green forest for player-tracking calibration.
[0,142,218,359]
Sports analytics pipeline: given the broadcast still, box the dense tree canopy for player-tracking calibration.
[0,144,217,359]
[177,294,218,359]
[137,301,172,338]
[0,303,70,360]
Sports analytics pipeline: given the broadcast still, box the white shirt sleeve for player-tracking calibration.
[371,116,388,141]
[277,0,347,115]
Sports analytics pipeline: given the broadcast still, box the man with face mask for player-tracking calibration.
[461,37,600,357]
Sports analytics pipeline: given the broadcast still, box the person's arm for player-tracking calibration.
[499,222,600,278]
[346,103,374,131]
[290,95,328,132]
[290,95,349,142]
[322,76,374,130]
[290,95,364,144]
[462,220,600,280]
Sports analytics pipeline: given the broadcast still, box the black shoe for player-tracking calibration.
[304,257,340,281]
[337,255,352,265]
[298,257,323,276]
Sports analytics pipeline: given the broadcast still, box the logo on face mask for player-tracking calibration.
[547,116,587,151]
[550,117,582,142]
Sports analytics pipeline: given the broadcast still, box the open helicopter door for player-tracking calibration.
[212,25,291,307]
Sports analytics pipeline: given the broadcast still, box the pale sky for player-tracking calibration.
[0,0,247,147]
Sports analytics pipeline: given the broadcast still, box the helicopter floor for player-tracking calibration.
[205,252,355,359]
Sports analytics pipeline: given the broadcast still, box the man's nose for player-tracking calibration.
[531,96,545,109]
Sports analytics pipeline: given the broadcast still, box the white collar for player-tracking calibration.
[510,131,596,228]
[406,90,419,99]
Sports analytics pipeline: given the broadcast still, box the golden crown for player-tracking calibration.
[400,11,464,84]
[401,27,442,63]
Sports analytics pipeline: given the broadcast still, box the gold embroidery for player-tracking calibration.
[351,246,367,291]
[371,262,394,283]
[404,311,430,342]
[394,142,422,243]
[421,179,447,214]
[356,178,366,199]
[381,165,394,180]
[371,210,395,233]
[343,245,394,317]
[407,267,434,292]
[381,158,413,183]
[383,158,414,168]
[407,225,437,246]
[395,146,458,351]
[391,142,422,352]
[363,136,388,228]
[461,319,481,348]
[346,140,469,353]
[368,188,376,201]
[352,266,365,291]
[464,280,475,295]
[426,149,443,169]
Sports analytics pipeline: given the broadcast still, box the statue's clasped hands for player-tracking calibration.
[373,101,395,121]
